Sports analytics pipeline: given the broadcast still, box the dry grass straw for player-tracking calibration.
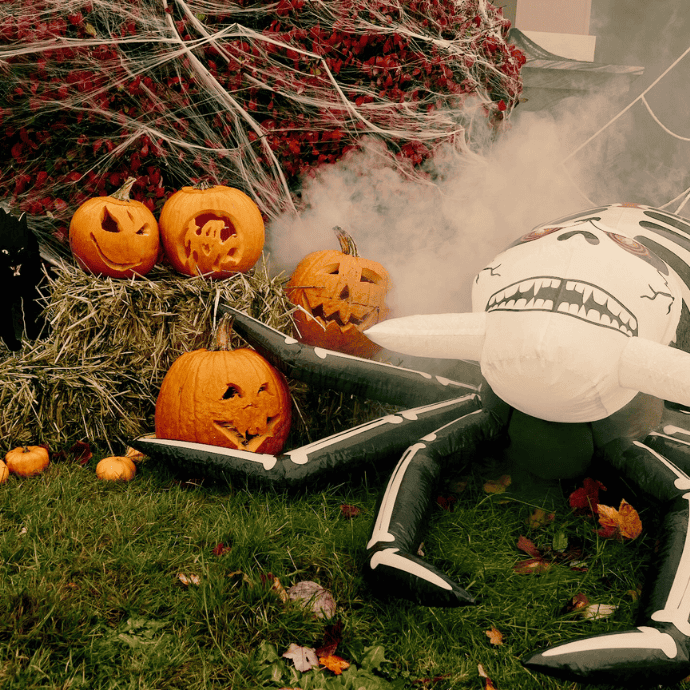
[0,257,388,456]
[0,258,295,452]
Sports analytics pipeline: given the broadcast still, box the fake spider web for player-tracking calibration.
[0,0,525,253]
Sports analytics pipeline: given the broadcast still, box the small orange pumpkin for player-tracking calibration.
[159,181,264,278]
[155,321,291,454]
[0,460,8,483]
[69,177,160,278]
[96,456,137,481]
[285,227,391,358]
[5,445,50,477]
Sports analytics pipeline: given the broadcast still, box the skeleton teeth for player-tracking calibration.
[568,303,579,315]
[566,281,577,291]
[505,299,516,309]
[582,285,594,303]
[534,298,545,309]
[630,316,637,331]
[557,302,569,313]
[515,298,527,309]
[544,300,554,310]
[519,280,533,293]
[526,297,535,308]
[592,287,607,305]
[607,298,622,319]
[600,313,611,326]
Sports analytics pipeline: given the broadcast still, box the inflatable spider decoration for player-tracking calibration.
[133,204,690,686]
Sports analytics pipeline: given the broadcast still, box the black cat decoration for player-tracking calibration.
[0,208,46,351]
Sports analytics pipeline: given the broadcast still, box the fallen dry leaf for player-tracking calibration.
[211,542,232,556]
[563,592,590,614]
[478,663,499,689]
[272,576,289,603]
[513,557,551,575]
[485,626,503,646]
[516,535,542,558]
[320,654,350,675]
[597,499,642,540]
[483,475,511,494]
[177,573,200,587]
[580,603,618,620]
[569,477,606,516]
[287,581,336,619]
[283,643,319,673]
[340,504,362,519]
[528,508,555,529]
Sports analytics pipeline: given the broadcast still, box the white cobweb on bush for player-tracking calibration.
[0,0,524,251]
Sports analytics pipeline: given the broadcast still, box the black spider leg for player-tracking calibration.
[131,395,480,490]
[219,306,477,407]
[523,435,690,687]
[365,401,509,607]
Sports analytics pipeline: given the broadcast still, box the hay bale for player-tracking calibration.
[0,259,295,452]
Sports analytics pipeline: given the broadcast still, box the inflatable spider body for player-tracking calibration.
[133,204,690,686]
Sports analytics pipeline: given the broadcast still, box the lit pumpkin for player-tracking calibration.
[155,331,292,454]
[5,445,50,477]
[69,177,160,278]
[96,456,136,481]
[285,227,391,358]
[158,181,264,278]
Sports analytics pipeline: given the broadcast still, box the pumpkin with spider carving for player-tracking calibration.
[285,227,390,358]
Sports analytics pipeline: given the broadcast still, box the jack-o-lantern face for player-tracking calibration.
[159,182,265,278]
[69,178,160,278]
[155,348,292,454]
[286,228,390,358]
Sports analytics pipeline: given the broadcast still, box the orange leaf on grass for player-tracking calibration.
[485,626,503,646]
[527,508,555,529]
[320,654,350,675]
[597,499,642,540]
[483,475,511,494]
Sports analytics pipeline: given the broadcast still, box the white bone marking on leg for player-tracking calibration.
[659,426,690,441]
[286,396,474,465]
[633,441,690,490]
[367,443,427,547]
[650,490,690,635]
[540,626,678,659]
[141,439,278,470]
[285,336,298,345]
[369,548,453,590]
[421,408,483,443]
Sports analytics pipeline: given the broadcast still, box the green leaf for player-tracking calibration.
[360,645,389,672]
[552,530,568,552]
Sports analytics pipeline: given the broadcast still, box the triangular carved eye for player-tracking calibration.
[360,268,384,284]
[222,384,241,400]
[258,384,268,394]
[322,263,340,275]
[101,208,120,233]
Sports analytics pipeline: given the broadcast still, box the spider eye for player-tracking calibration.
[505,226,564,249]
[606,232,649,256]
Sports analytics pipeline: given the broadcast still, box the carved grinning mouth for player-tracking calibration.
[486,276,639,337]
[90,234,139,270]
[213,417,280,451]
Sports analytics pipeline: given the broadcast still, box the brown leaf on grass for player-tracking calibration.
[177,573,200,587]
[52,440,91,466]
[287,581,336,619]
[315,621,344,658]
[528,508,555,529]
[272,576,289,603]
[516,535,542,558]
[340,504,362,519]
[483,475,511,494]
[597,499,642,540]
[319,654,350,675]
[211,542,232,556]
[513,557,551,575]
[436,494,457,511]
[478,664,499,689]
[282,643,319,673]
[485,626,503,646]
[563,592,590,614]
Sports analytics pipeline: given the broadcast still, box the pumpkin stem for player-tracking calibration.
[210,314,234,351]
[194,179,214,191]
[334,226,359,257]
[110,177,138,202]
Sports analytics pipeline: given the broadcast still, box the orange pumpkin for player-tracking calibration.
[96,456,136,481]
[158,181,264,278]
[5,445,50,477]
[69,177,160,278]
[285,227,391,358]
[0,460,8,483]
[155,335,291,454]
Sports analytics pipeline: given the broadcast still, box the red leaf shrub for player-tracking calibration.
[0,0,524,247]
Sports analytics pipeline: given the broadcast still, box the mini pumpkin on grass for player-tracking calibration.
[96,456,136,482]
[159,181,265,278]
[285,227,391,358]
[69,177,160,278]
[5,445,50,477]
[155,317,292,454]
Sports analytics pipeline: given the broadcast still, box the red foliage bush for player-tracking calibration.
[0,0,524,245]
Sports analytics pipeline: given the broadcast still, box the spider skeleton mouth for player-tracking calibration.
[213,418,278,451]
[486,276,638,337]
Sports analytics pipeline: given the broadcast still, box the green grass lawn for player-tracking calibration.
[0,451,676,690]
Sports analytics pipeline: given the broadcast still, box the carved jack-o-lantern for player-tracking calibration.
[69,177,160,278]
[159,181,265,278]
[155,344,292,454]
[285,228,391,358]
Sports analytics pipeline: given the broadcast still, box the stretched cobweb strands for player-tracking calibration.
[0,0,524,251]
